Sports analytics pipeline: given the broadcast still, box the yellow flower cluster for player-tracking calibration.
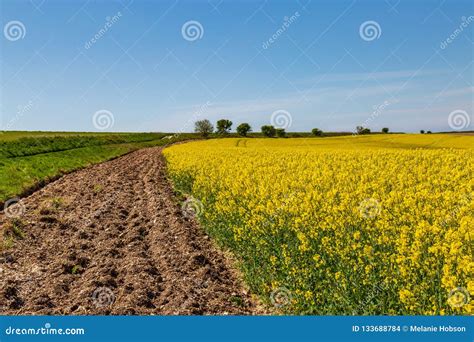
[163,134,473,314]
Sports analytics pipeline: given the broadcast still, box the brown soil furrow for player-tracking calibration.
[0,147,259,315]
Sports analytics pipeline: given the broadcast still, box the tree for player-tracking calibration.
[261,125,276,137]
[427,130,432,134]
[356,126,371,135]
[194,119,214,137]
[276,128,286,137]
[382,127,389,134]
[312,128,323,136]
[237,123,251,136]
[216,119,232,134]
[420,130,425,134]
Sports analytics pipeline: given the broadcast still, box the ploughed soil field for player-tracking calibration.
[0,147,260,315]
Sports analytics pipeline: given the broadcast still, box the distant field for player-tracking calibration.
[268,133,474,149]
[0,131,196,203]
[164,134,474,315]
[0,132,169,158]
[0,131,154,141]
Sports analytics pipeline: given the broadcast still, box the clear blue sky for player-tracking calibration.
[1,0,473,133]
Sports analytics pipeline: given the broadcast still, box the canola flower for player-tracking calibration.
[163,134,474,315]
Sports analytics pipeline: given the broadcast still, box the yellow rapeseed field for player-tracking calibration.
[163,134,473,315]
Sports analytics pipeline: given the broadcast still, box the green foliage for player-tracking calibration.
[236,123,252,137]
[216,119,233,134]
[312,128,323,136]
[194,120,214,137]
[1,218,25,251]
[4,219,25,240]
[50,197,63,209]
[382,127,389,133]
[276,128,286,137]
[356,126,371,135]
[10,220,25,239]
[229,295,244,307]
[2,236,15,250]
[71,265,82,274]
[420,130,425,134]
[93,184,103,193]
[261,125,276,137]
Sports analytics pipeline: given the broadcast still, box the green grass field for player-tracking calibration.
[0,131,138,141]
[0,131,196,203]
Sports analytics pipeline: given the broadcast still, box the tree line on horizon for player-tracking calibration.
[193,119,408,137]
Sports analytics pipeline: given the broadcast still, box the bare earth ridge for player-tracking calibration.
[0,147,261,315]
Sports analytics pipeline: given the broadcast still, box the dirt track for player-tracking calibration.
[0,147,260,315]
